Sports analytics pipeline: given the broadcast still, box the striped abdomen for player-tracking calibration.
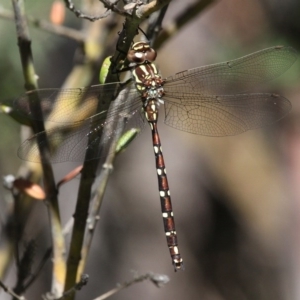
[144,100,184,271]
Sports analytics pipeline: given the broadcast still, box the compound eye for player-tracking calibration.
[145,48,157,62]
[127,50,145,63]
[134,52,145,63]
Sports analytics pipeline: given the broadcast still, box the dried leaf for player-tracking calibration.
[50,0,66,25]
[14,178,46,200]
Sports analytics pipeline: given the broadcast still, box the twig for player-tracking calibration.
[14,240,36,295]
[93,272,170,300]
[135,0,172,18]
[146,3,170,45]
[63,86,124,295]
[29,17,85,42]
[23,247,52,291]
[62,218,74,237]
[52,274,89,300]
[78,86,132,275]
[63,0,128,21]
[0,5,85,42]
[154,0,218,49]
[0,280,25,300]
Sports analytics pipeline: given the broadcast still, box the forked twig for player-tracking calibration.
[63,0,128,21]
[51,274,89,300]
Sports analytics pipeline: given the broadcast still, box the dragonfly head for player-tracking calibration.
[127,42,157,64]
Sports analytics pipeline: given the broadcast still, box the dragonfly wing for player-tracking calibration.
[13,82,138,123]
[164,46,297,97]
[17,93,145,163]
[163,93,291,136]
[18,121,94,163]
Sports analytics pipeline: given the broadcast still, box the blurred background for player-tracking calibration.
[1,0,300,299]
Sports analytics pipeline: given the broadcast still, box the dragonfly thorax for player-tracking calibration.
[132,63,165,102]
[145,85,164,100]
[128,42,165,102]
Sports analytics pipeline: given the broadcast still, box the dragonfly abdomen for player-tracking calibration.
[143,99,183,271]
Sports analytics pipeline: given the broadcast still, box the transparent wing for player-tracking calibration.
[15,46,297,161]
[164,93,291,136]
[17,93,146,162]
[164,46,297,98]
[13,82,140,123]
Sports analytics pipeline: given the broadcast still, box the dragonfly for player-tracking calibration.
[14,42,297,271]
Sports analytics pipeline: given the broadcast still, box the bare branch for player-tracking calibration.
[146,3,170,45]
[135,0,172,18]
[14,240,36,295]
[23,248,52,291]
[11,0,66,296]
[63,0,128,21]
[154,0,218,48]
[93,272,170,300]
[0,5,85,42]
[50,274,89,300]
[0,280,25,300]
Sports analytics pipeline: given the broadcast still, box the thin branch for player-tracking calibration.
[23,247,52,291]
[14,240,36,295]
[0,5,85,42]
[63,0,128,21]
[154,0,218,49]
[135,0,172,18]
[63,87,126,295]
[52,274,89,300]
[77,86,132,276]
[146,3,170,45]
[100,0,128,16]
[0,280,25,300]
[11,0,66,297]
[29,17,84,42]
[93,272,170,300]
[63,0,173,22]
